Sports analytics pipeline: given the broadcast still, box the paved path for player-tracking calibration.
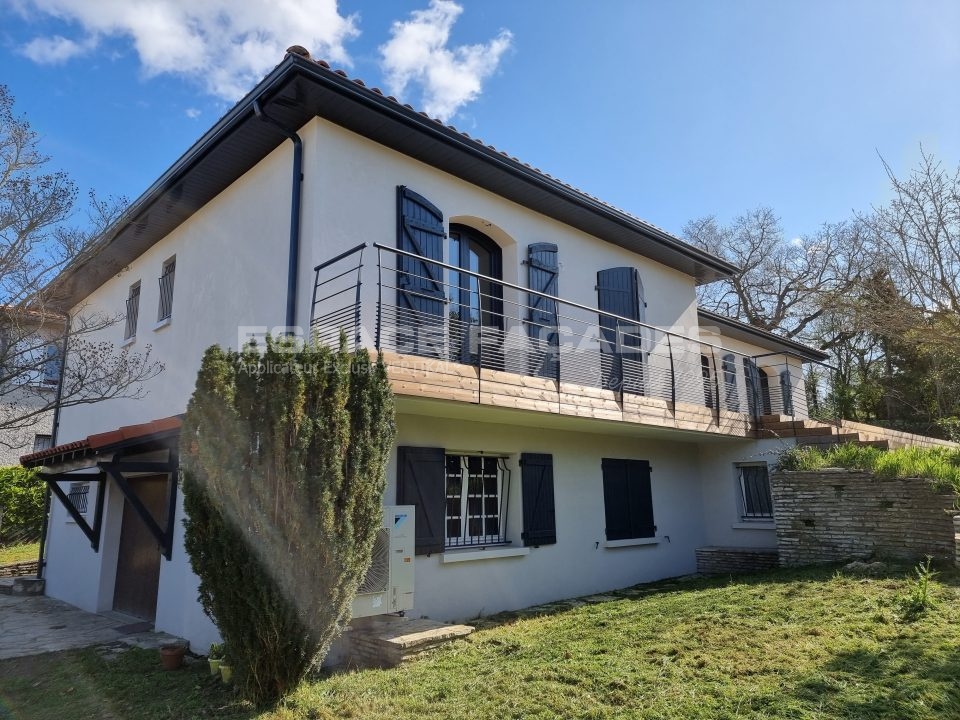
[0,594,180,660]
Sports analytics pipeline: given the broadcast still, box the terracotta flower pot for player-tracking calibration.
[159,643,187,671]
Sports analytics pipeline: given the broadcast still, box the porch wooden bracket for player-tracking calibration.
[44,472,107,552]
[99,457,179,561]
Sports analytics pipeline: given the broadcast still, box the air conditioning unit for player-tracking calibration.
[351,505,415,618]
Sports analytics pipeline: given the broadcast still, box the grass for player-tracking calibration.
[777,443,960,491]
[0,541,39,565]
[3,565,960,719]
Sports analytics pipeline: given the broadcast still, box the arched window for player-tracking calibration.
[448,224,503,366]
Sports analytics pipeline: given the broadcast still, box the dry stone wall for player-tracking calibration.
[770,469,958,566]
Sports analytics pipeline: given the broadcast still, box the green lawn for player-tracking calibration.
[0,541,39,565]
[2,565,959,720]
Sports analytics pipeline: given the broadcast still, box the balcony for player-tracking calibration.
[310,243,812,438]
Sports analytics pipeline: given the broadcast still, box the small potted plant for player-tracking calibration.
[207,643,223,676]
[159,642,188,671]
[219,660,234,684]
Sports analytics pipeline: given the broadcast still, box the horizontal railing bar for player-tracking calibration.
[314,242,368,272]
[314,285,361,305]
[314,265,363,289]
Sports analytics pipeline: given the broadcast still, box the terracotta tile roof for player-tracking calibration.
[283,46,682,244]
[20,415,182,467]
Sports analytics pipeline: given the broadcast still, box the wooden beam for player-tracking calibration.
[101,463,172,561]
[46,480,100,551]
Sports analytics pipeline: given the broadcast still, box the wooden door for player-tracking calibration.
[113,476,168,621]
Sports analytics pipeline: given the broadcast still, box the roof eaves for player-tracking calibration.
[697,308,830,362]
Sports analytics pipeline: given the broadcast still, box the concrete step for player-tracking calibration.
[0,577,43,596]
[349,616,474,668]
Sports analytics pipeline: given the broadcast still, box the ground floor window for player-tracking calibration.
[601,458,655,540]
[68,482,90,514]
[444,454,510,547]
[737,463,773,519]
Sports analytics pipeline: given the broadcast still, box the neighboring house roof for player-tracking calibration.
[697,309,830,363]
[19,415,182,467]
[53,50,738,310]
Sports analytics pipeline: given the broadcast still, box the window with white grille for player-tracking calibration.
[444,454,510,547]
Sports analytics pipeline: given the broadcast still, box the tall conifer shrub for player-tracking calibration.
[181,337,395,703]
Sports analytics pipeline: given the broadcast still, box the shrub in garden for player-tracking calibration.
[181,336,395,703]
[0,466,44,545]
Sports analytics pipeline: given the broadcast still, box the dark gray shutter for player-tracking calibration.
[597,267,644,393]
[520,453,557,546]
[701,355,714,409]
[396,446,446,555]
[396,186,446,358]
[722,353,739,411]
[743,358,762,418]
[780,370,794,415]
[602,458,655,540]
[526,243,559,379]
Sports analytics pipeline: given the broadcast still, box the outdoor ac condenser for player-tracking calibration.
[351,505,415,618]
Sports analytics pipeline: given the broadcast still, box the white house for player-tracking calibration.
[20,48,944,654]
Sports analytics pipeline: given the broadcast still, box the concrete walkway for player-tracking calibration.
[0,594,181,660]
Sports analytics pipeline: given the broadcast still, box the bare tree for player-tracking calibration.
[861,149,960,351]
[683,207,869,342]
[0,85,161,450]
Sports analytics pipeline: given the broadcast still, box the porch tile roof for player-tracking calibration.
[19,415,182,467]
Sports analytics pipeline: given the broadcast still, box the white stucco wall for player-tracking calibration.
[385,413,710,622]
[301,117,703,399]
[696,437,797,550]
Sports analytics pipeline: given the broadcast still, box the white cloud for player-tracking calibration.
[185,107,201,119]
[20,33,95,63]
[379,0,512,122]
[16,0,360,100]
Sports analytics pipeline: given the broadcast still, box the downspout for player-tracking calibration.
[253,99,303,332]
[36,311,71,580]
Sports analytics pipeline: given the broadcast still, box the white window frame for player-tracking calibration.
[68,481,90,515]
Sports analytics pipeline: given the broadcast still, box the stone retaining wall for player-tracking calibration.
[0,560,38,578]
[695,547,779,575]
[771,469,958,566]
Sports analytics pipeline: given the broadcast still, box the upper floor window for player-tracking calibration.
[125,281,141,340]
[33,434,53,452]
[42,343,60,385]
[157,257,176,322]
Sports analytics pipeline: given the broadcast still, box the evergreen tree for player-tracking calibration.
[181,336,395,703]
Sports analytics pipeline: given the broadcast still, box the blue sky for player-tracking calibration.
[1,0,958,241]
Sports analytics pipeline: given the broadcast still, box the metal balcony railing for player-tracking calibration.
[310,243,823,422]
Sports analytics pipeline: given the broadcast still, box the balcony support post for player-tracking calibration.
[376,247,383,351]
[667,334,676,407]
